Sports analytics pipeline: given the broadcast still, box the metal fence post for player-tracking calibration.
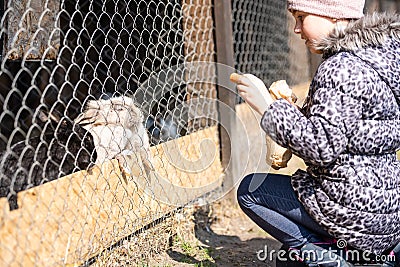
[213,0,239,203]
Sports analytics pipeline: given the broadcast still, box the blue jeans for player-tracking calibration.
[237,173,332,248]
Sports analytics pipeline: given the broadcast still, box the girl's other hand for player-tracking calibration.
[230,73,274,115]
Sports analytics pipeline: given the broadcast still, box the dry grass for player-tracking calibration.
[92,212,181,266]
[91,198,280,267]
[91,206,212,267]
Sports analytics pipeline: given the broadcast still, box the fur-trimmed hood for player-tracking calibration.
[317,12,400,55]
[317,12,400,104]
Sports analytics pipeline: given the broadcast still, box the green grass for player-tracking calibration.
[171,234,215,266]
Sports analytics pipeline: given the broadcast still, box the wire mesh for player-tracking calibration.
[232,0,291,104]
[0,0,220,265]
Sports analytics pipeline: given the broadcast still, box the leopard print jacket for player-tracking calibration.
[261,13,400,255]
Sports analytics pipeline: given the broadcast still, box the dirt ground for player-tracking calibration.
[165,199,283,267]
[122,197,284,267]
[93,196,284,267]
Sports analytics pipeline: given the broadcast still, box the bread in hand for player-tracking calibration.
[268,80,297,105]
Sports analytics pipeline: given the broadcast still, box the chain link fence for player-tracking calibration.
[232,0,312,105]
[232,0,290,89]
[0,0,223,265]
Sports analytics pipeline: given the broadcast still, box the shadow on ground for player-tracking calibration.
[166,201,386,267]
[167,202,284,267]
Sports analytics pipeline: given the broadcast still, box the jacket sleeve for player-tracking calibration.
[261,88,362,166]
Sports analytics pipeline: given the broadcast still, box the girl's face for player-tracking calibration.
[291,11,342,54]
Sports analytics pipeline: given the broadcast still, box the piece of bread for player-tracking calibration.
[265,135,293,170]
[265,80,296,170]
[268,80,297,104]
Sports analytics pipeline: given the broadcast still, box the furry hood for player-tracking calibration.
[317,12,400,55]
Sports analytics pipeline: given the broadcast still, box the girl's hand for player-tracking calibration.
[230,73,274,115]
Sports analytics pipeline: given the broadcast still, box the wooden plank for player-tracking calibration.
[287,10,312,85]
[364,0,380,12]
[213,0,239,202]
[0,126,223,266]
[5,0,60,59]
[235,101,307,178]
[144,126,224,206]
[0,0,4,60]
[379,0,399,12]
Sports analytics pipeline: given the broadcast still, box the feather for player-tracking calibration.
[75,96,154,177]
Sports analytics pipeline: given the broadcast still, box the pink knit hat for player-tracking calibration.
[287,0,365,19]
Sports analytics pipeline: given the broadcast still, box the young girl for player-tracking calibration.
[232,1,400,266]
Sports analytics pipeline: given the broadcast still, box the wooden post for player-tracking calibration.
[309,52,322,78]
[364,0,379,12]
[364,0,399,12]
[0,0,4,60]
[213,0,239,203]
[379,0,399,12]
